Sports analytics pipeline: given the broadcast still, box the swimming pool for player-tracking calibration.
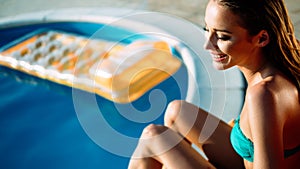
[0,9,245,169]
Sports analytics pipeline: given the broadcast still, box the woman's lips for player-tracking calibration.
[211,53,228,62]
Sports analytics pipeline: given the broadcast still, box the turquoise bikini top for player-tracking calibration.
[230,115,300,162]
[230,115,254,162]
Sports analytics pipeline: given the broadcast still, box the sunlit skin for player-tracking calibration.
[203,1,265,72]
[204,1,300,168]
[128,0,300,168]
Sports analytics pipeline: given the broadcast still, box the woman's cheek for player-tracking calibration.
[217,42,230,54]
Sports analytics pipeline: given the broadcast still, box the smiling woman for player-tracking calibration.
[202,1,267,71]
[128,0,300,169]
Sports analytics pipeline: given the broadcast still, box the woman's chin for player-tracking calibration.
[212,62,230,70]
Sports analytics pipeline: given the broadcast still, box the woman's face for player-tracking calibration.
[204,0,259,70]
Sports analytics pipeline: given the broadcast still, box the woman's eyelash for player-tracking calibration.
[203,27,209,32]
[203,27,231,40]
[217,35,230,40]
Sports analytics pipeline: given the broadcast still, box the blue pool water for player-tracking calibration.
[0,22,188,169]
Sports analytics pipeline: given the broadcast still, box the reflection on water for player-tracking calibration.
[0,21,189,169]
[0,62,187,168]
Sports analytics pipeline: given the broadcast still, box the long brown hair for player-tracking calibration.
[215,0,300,94]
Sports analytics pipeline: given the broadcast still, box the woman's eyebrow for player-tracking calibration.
[204,22,233,34]
[214,28,233,34]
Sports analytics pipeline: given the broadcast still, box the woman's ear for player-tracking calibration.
[257,30,270,47]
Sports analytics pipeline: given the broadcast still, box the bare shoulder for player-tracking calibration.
[246,77,277,109]
[244,75,294,123]
[246,74,299,114]
[246,81,275,117]
[247,80,274,98]
[245,74,300,134]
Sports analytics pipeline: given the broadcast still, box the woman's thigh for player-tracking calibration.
[129,124,216,169]
[164,100,244,169]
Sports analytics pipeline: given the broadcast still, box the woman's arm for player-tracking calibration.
[246,84,285,169]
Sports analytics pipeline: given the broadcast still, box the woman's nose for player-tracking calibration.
[203,33,218,50]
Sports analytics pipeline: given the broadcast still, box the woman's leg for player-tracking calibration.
[128,124,216,169]
[164,100,244,169]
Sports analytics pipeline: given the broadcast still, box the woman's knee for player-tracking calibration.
[164,100,199,128]
[164,100,184,127]
[139,124,184,156]
[141,124,168,138]
[138,124,177,156]
[133,124,168,158]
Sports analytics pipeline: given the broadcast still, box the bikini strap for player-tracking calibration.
[284,145,300,158]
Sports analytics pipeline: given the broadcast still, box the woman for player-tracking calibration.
[128,0,300,168]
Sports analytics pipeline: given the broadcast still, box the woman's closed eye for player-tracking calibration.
[203,27,231,41]
[216,34,231,41]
